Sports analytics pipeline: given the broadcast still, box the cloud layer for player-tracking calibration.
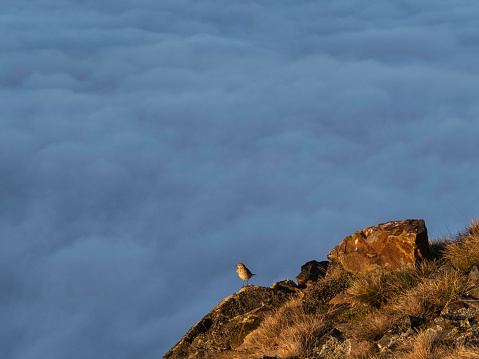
[2,1,479,358]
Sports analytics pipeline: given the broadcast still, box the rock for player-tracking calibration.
[376,316,422,352]
[327,219,430,275]
[394,316,423,332]
[436,295,479,329]
[454,329,479,347]
[325,260,349,279]
[318,328,352,358]
[163,285,298,359]
[301,277,350,313]
[469,266,479,285]
[296,260,329,287]
[270,279,298,293]
[329,292,356,306]
[334,322,353,334]
[467,267,479,298]
[435,262,455,276]
[377,328,415,352]
[317,327,368,359]
[377,331,398,351]
[469,287,479,299]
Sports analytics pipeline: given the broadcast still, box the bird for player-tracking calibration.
[236,263,255,287]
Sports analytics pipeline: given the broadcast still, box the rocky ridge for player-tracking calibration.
[164,219,479,358]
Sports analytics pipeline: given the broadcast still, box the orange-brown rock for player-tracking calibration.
[327,219,430,275]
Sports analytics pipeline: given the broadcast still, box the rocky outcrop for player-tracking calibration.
[164,218,479,359]
[296,260,329,288]
[327,219,430,275]
[163,284,299,359]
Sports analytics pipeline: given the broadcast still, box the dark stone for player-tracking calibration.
[392,316,424,333]
[296,260,329,287]
[302,277,350,314]
[270,279,298,293]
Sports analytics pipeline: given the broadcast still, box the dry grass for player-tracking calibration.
[443,346,479,359]
[239,297,328,358]
[347,268,421,309]
[395,330,479,359]
[345,259,466,347]
[395,330,446,359]
[391,268,468,320]
[415,258,443,277]
[444,218,479,271]
[346,341,381,359]
[351,310,395,342]
[346,251,467,327]
[347,273,390,308]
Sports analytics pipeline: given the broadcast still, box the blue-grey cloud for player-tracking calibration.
[2,1,479,358]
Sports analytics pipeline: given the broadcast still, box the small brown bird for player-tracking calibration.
[236,263,255,287]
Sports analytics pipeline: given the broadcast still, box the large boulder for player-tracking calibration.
[327,219,430,275]
[163,284,299,359]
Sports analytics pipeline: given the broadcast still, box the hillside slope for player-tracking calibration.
[164,219,479,359]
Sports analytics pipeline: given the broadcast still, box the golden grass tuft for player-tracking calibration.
[347,268,420,309]
[351,310,394,342]
[443,345,479,359]
[444,218,479,271]
[395,330,445,359]
[415,258,443,278]
[347,273,389,308]
[346,259,466,346]
[391,269,468,319]
[239,297,328,358]
[395,330,479,359]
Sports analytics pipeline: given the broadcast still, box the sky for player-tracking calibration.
[2,0,479,358]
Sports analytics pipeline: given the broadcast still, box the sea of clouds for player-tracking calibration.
[2,1,479,358]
